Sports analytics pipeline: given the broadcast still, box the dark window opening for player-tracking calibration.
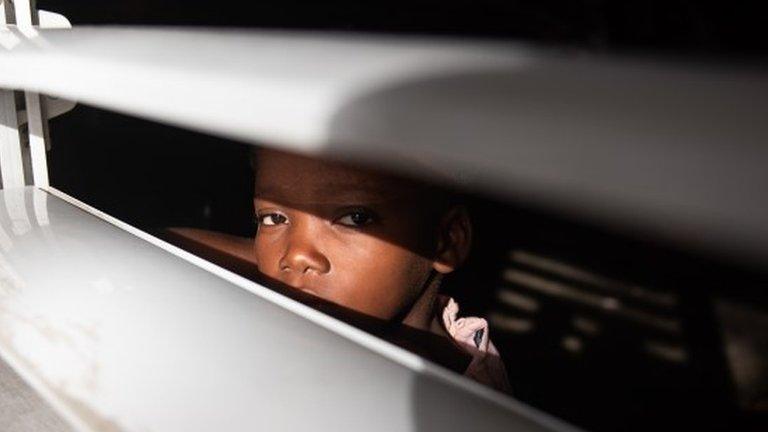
[47,104,768,432]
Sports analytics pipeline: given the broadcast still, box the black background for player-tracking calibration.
[38,0,768,55]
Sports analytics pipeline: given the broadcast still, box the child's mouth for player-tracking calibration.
[300,288,319,296]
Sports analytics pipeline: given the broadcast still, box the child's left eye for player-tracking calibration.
[336,210,375,227]
[257,213,288,226]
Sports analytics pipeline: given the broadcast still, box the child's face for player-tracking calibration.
[252,149,442,320]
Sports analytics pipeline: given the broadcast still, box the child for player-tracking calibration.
[252,148,510,392]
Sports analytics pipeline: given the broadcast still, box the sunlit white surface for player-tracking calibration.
[1,27,768,266]
[0,187,574,432]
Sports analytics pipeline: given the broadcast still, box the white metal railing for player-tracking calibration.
[1,0,71,189]
[1,0,41,188]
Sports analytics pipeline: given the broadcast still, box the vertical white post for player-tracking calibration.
[24,92,49,187]
[0,90,25,189]
[0,0,15,25]
[13,0,37,32]
[0,0,26,189]
[14,0,50,188]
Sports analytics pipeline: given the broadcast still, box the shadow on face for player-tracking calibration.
[251,148,471,322]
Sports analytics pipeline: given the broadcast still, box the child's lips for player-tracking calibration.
[280,274,322,295]
[300,288,319,296]
[278,274,329,299]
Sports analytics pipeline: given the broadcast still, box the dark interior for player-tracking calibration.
[47,105,768,431]
[37,0,768,56]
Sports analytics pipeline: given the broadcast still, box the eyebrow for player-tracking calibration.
[253,183,415,202]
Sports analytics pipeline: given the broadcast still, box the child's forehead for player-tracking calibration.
[253,149,425,202]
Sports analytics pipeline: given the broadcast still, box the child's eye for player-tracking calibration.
[257,213,288,226]
[335,209,376,227]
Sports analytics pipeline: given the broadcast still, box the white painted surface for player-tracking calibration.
[0,187,575,432]
[23,91,48,187]
[16,97,77,128]
[0,89,25,188]
[0,1,23,188]
[13,0,38,31]
[37,11,70,30]
[1,27,767,266]
[0,357,73,432]
[7,4,67,189]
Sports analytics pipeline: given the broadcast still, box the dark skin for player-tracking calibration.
[252,149,472,334]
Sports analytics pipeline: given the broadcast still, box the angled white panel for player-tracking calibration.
[0,187,575,432]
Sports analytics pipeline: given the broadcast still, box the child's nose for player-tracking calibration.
[279,222,331,276]
[280,245,330,276]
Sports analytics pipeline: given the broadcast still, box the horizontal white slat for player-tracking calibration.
[0,186,574,432]
[1,27,768,266]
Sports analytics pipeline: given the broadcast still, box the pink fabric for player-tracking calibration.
[441,297,511,393]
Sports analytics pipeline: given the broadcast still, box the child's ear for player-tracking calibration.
[432,205,472,274]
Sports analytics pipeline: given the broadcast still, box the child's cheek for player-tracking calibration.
[252,236,281,274]
[333,238,430,319]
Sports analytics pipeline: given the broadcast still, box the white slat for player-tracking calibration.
[1,27,767,267]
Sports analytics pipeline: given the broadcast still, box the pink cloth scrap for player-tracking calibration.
[441,297,511,393]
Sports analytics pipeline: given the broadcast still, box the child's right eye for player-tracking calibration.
[257,213,288,226]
